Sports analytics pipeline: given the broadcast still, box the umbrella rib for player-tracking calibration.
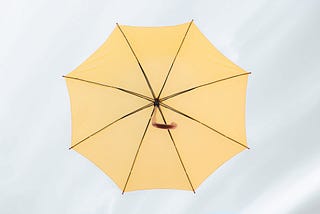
[160,72,251,102]
[122,107,155,194]
[69,103,153,150]
[160,103,250,149]
[157,19,194,99]
[158,106,196,193]
[63,75,153,102]
[116,23,156,99]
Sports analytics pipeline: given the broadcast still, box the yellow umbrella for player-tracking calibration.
[64,20,250,193]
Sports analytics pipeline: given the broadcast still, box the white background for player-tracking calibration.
[1,0,320,213]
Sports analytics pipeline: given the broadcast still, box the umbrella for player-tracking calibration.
[63,20,250,193]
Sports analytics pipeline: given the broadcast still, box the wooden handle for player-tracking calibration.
[152,107,177,129]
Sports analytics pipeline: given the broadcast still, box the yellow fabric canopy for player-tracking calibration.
[64,20,250,193]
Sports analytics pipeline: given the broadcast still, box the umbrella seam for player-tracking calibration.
[122,107,155,194]
[63,75,153,102]
[160,103,249,149]
[158,106,196,193]
[69,103,153,150]
[116,23,156,99]
[157,19,194,99]
[160,72,251,102]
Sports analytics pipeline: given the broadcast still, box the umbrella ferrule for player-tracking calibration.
[154,98,160,107]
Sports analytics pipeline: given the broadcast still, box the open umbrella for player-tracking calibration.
[64,20,250,193]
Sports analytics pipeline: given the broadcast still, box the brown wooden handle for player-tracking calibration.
[152,122,177,129]
[152,107,177,129]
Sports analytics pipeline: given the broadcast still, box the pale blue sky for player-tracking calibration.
[1,0,320,213]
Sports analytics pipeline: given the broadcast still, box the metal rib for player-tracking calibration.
[122,107,155,194]
[160,72,251,102]
[69,103,153,149]
[63,76,153,102]
[116,23,156,99]
[158,106,196,193]
[160,103,249,149]
[157,20,194,99]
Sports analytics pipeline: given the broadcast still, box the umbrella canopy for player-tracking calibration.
[64,20,250,193]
